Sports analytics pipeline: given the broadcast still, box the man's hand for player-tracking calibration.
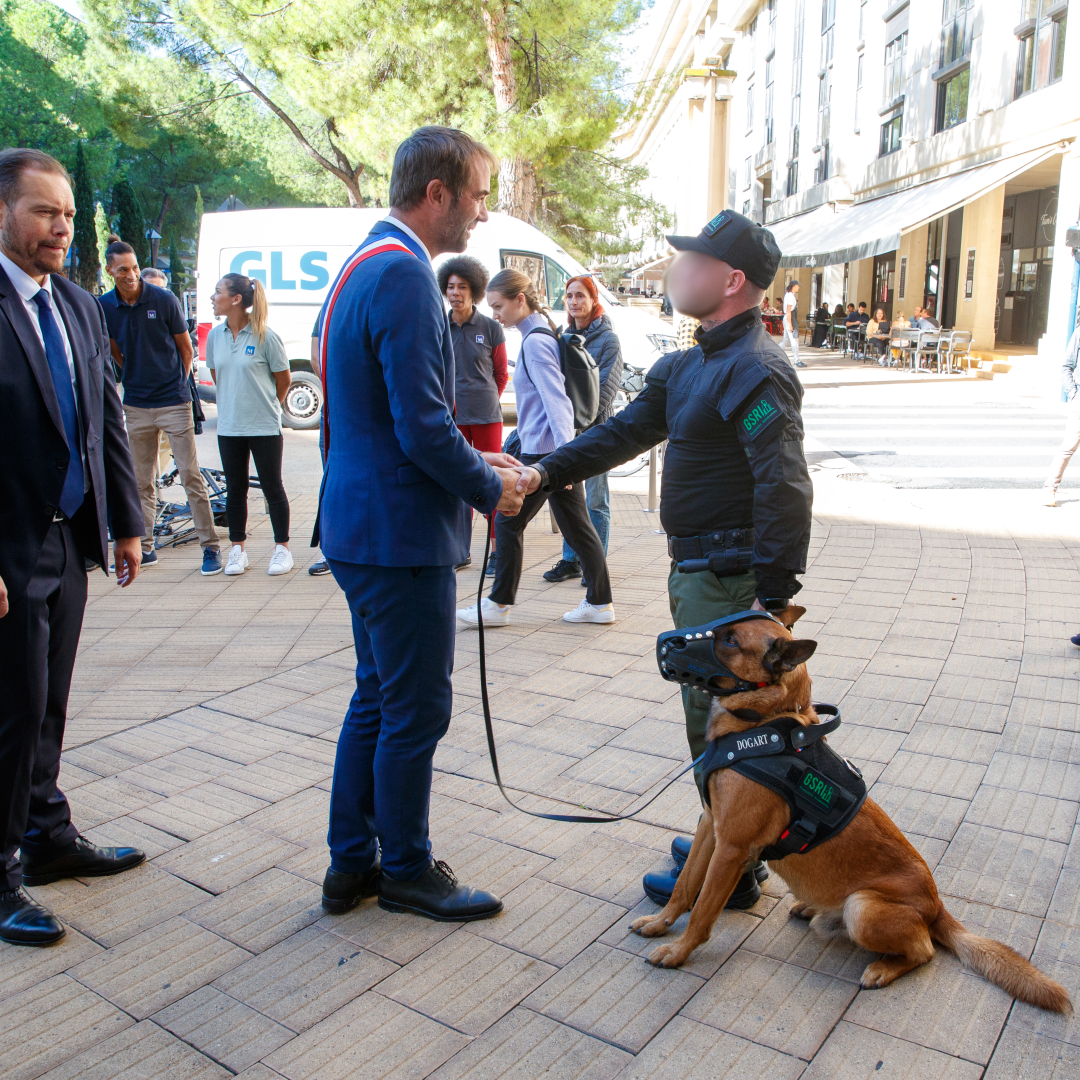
[515,466,543,495]
[751,598,766,611]
[113,538,142,587]
[481,451,523,470]
[494,468,525,516]
[0,574,7,618]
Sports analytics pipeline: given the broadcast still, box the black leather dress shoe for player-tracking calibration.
[21,836,145,887]
[379,860,503,922]
[0,888,65,945]
[642,865,761,909]
[321,864,381,913]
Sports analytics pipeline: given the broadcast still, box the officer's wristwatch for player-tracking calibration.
[763,598,791,612]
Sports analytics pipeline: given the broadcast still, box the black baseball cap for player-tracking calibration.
[667,210,781,289]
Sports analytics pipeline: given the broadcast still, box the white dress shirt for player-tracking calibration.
[383,214,432,263]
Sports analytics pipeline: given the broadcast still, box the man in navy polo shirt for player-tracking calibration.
[99,241,221,574]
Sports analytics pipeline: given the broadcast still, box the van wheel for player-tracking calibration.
[282,371,323,430]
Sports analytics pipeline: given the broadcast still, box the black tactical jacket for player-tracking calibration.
[536,307,812,601]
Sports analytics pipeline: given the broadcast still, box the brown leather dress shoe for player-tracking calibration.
[0,888,65,946]
[21,835,145,887]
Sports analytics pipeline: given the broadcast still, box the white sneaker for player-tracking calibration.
[223,545,248,576]
[563,598,616,624]
[1044,488,1058,507]
[457,598,511,627]
[268,545,294,576]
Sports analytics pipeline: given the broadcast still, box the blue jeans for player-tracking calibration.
[563,471,610,561]
[325,560,455,881]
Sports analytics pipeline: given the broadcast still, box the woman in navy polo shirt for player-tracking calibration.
[206,273,294,577]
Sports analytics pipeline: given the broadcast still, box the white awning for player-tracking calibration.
[631,253,674,277]
[769,146,1063,268]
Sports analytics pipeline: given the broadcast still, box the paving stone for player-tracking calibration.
[28,863,206,947]
[999,723,1080,765]
[555,690,653,728]
[611,1014,805,1079]
[115,749,242,797]
[132,782,269,840]
[523,942,703,1053]
[842,948,1013,1064]
[154,986,294,1072]
[608,717,687,759]
[0,974,133,1080]
[264,991,468,1079]
[242,787,331,845]
[186,868,324,952]
[84,814,187,858]
[70,915,250,1019]
[682,948,858,1060]
[599,897,759,978]
[378,930,555,1035]
[427,792,502,845]
[936,823,1066,917]
[938,897,1044,957]
[869,783,970,841]
[537,834,666,907]
[916,697,1009,732]
[0,924,102,1004]
[429,1007,631,1080]
[479,810,590,859]
[212,925,396,1032]
[35,1018,231,1079]
[1007,956,1080,1047]
[68,775,161,828]
[984,1026,1080,1080]
[834,696,924,732]
[471,687,567,726]
[467,878,625,966]
[983,753,1080,801]
[215,752,331,802]
[900,722,1001,765]
[435,832,552,896]
[801,1019,983,1079]
[561,745,682,795]
[965,785,1079,843]
[320,899,461,964]
[828,722,906,764]
[154,824,302,894]
[876,752,986,800]
[905,832,950,871]
[741,892,877,981]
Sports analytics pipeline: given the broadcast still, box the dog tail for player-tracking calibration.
[930,906,1072,1014]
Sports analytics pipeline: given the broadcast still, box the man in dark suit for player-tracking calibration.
[0,149,146,946]
[315,127,525,921]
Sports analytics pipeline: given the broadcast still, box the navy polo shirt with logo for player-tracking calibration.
[99,281,190,408]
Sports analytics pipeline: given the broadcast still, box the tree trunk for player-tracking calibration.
[480,0,538,223]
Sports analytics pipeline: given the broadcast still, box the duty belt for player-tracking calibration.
[668,528,754,576]
[698,705,867,861]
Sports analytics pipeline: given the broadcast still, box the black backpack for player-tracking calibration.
[522,325,600,432]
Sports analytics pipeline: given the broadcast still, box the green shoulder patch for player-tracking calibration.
[738,387,782,440]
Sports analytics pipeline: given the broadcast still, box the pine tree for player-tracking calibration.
[72,142,100,291]
[194,185,204,226]
[112,178,148,265]
[94,201,109,267]
[168,232,184,297]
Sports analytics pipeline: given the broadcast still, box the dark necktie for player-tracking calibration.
[32,289,84,518]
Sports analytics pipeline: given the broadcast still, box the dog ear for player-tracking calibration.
[763,638,817,673]
[773,605,807,629]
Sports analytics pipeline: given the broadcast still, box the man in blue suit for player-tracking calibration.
[315,127,525,921]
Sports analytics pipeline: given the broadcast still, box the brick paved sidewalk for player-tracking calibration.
[2,481,1079,1079]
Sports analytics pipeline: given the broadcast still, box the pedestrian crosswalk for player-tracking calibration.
[803,402,1073,489]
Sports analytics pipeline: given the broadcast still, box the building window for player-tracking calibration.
[820,0,836,67]
[765,55,775,145]
[743,199,751,216]
[855,54,863,132]
[768,0,777,53]
[880,113,902,156]
[788,0,805,198]
[815,69,831,184]
[940,0,974,68]
[744,156,752,190]
[746,83,755,133]
[883,31,907,105]
[748,16,757,75]
[936,68,969,131]
[1016,0,1068,97]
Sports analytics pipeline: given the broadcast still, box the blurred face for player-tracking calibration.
[875,309,885,320]
[666,251,745,320]
[487,289,530,328]
[565,280,595,327]
[211,278,243,319]
[445,273,473,313]
[106,250,141,297]
[0,168,75,282]
[791,283,799,293]
[435,156,491,254]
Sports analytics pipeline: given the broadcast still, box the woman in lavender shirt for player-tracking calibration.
[456,268,614,627]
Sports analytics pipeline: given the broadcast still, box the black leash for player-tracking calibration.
[475,518,702,823]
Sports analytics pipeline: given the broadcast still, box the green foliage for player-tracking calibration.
[111,177,148,265]
[72,142,101,291]
[94,201,110,267]
[168,232,184,296]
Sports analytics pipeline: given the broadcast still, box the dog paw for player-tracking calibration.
[648,942,691,968]
[631,914,671,937]
[860,961,895,989]
[789,901,815,920]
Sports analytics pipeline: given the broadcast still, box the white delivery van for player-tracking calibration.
[195,208,677,428]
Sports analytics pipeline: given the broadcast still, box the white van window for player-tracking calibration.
[500,251,548,306]
[545,258,570,312]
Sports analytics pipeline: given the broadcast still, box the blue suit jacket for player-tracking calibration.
[314,220,503,566]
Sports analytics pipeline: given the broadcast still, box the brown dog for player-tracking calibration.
[632,607,1072,1013]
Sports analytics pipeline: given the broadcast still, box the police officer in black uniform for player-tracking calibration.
[516,210,812,907]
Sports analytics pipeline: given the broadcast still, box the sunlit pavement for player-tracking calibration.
[5,376,1080,1079]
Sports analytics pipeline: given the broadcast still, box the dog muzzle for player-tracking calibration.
[656,609,785,697]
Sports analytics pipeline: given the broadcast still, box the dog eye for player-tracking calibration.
[724,632,736,645]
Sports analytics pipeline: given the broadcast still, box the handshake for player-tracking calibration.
[481,453,544,516]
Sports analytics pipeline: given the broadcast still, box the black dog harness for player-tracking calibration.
[700,705,867,860]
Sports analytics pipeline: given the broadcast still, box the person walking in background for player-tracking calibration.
[0,149,145,946]
[438,255,508,574]
[545,275,623,586]
[205,273,294,577]
[100,242,222,575]
[457,268,615,627]
[1044,325,1080,510]
[783,280,805,368]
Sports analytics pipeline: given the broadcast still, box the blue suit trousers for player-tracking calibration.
[326,560,455,880]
